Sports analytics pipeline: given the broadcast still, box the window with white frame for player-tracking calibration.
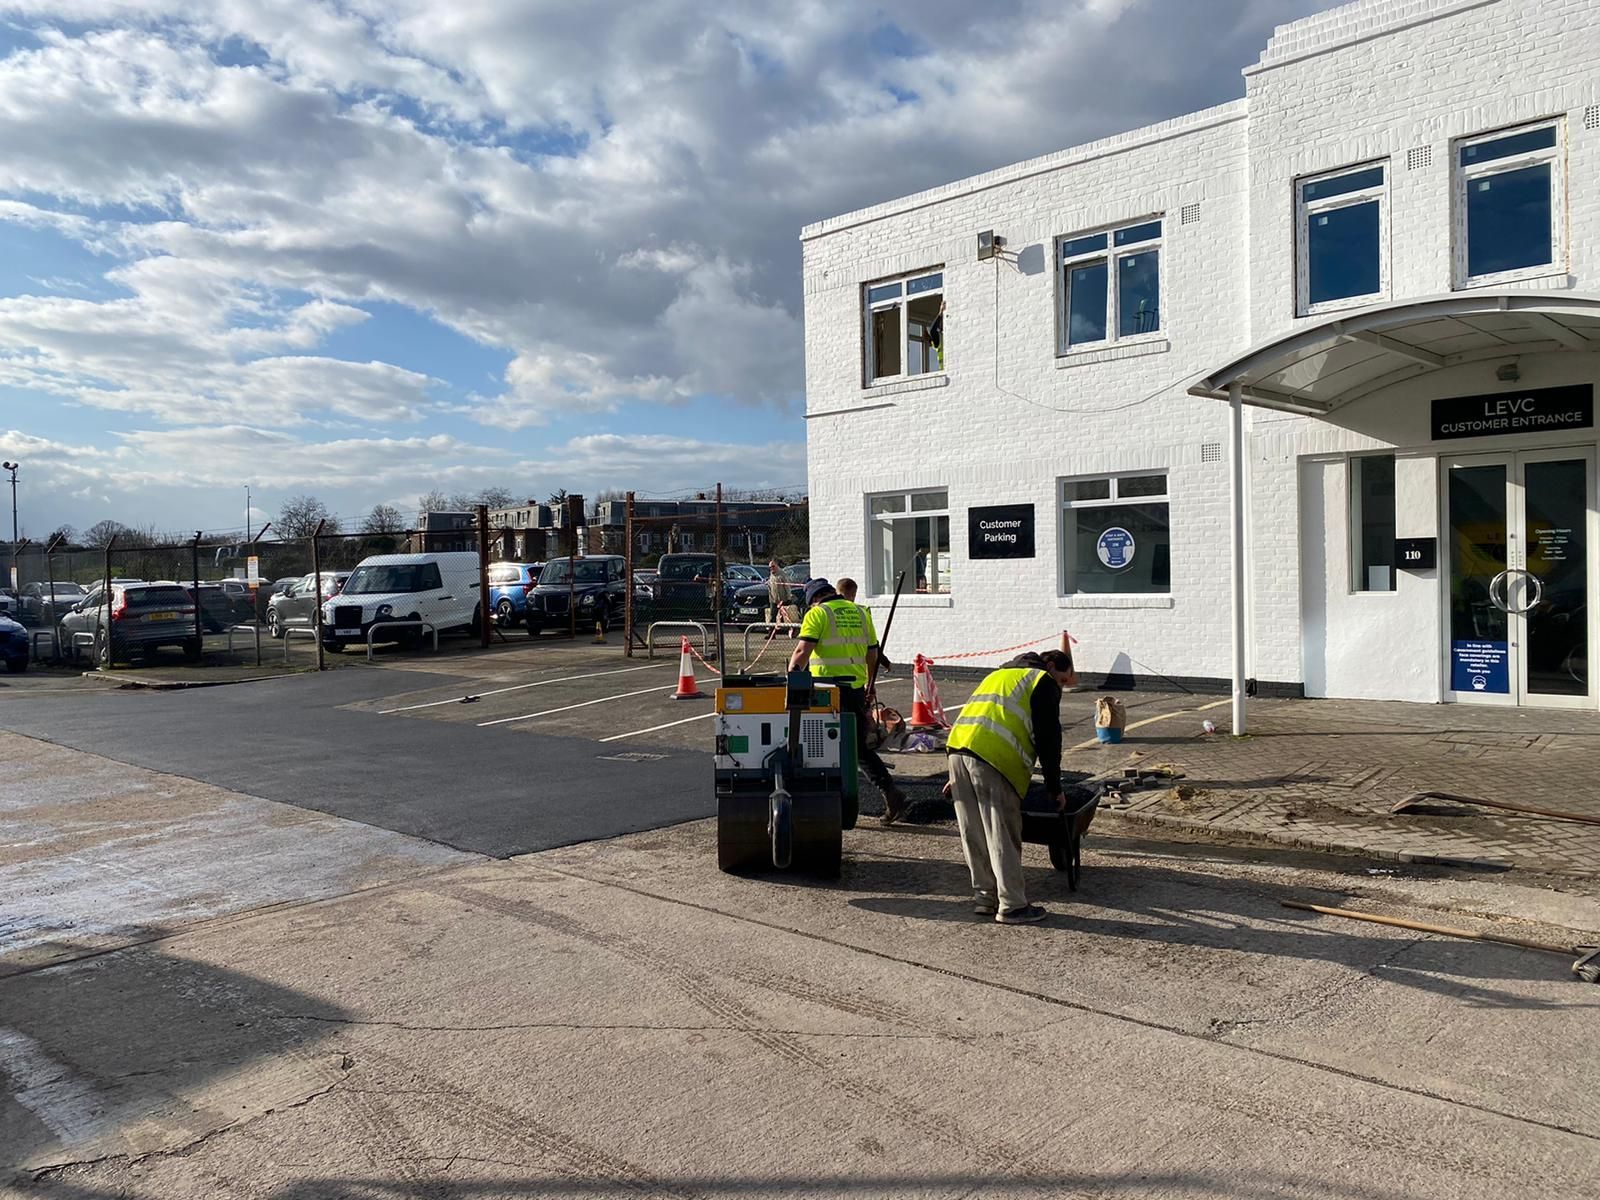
[868,488,950,595]
[1297,162,1387,313]
[864,269,944,383]
[1455,120,1563,285]
[1058,218,1161,351]
[1059,473,1170,594]
[1351,454,1396,592]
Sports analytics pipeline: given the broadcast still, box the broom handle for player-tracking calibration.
[1282,901,1572,956]
[876,570,908,655]
[1398,791,1600,828]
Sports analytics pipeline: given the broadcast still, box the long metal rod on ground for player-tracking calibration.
[1391,790,1600,828]
[1281,901,1573,955]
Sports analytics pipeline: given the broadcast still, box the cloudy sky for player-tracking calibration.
[0,0,1341,539]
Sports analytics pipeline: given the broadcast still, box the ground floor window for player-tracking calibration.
[1060,473,1169,594]
[868,488,951,595]
[1351,454,1396,591]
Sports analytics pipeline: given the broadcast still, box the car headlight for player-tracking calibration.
[578,594,597,607]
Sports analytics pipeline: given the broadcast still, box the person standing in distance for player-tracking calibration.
[944,649,1077,924]
[788,578,908,823]
[837,577,859,602]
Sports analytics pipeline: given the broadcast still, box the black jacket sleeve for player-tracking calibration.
[1030,677,1063,794]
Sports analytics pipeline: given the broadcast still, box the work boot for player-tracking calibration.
[881,783,909,826]
[996,904,1048,925]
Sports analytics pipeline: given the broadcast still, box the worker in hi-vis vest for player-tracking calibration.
[788,578,909,823]
[944,649,1077,925]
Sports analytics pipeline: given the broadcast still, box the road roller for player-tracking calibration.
[714,670,858,877]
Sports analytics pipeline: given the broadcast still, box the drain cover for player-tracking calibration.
[597,751,668,762]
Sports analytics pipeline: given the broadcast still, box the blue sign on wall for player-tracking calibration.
[1096,526,1136,570]
[1450,640,1509,694]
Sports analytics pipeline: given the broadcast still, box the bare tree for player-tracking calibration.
[447,486,516,511]
[81,519,132,548]
[361,504,406,535]
[46,524,78,548]
[418,489,450,513]
[274,495,341,541]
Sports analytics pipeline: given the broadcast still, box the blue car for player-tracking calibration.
[0,612,28,672]
[487,561,545,626]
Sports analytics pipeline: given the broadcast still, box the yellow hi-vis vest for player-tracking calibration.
[947,667,1046,798]
[805,598,871,687]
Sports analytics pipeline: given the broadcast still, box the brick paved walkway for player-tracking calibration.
[1061,696,1600,878]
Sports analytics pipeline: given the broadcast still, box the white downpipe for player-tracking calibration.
[1229,381,1247,736]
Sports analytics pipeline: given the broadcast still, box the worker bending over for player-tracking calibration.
[945,650,1077,925]
[788,578,909,823]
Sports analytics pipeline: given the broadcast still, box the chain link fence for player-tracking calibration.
[1,510,515,673]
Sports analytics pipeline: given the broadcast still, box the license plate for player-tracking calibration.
[335,627,360,637]
[145,611,179,621]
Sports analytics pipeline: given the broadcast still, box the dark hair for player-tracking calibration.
[1039,649,1074,673]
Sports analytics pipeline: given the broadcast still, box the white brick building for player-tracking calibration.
[801,0,1600,716]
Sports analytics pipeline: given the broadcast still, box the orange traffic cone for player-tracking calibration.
[670,636,705,700]
[907,654,942,728]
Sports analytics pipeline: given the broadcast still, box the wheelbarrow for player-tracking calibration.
[1020,787,1100,891]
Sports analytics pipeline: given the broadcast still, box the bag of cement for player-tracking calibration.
[1095,696,1126,744]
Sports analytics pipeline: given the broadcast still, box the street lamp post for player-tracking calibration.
[2,460,17,546]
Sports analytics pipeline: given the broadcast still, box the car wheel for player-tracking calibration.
[495,598,517,627]
[5,655,26,673]
[95,629,111,667]
[266,609,283,639]
[182,637,202,662]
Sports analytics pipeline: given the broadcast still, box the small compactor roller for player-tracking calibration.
[714,671,858,877]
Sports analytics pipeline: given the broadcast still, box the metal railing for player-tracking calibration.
[646,620,711,658]
[366,619,438,661]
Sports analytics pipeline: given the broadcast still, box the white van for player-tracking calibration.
[320,552,482,651]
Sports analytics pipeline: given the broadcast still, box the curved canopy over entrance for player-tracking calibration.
[1189,291,1600,414]
[1189,292,1600,734]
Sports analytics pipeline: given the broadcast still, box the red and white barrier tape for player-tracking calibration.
[924,630,1076,665]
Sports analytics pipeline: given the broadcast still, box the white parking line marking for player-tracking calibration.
[380,663,664,714]
[1067,697,1231,751]
[598,712,716,742]
[476,685,677,728]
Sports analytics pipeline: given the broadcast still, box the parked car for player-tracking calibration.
[487,561,545,627]
[730,562,812,624]
[632,569,660,600]
[19,582,87,626]
[319,553,482,652]
[268,577,300,598]
[653,554,771,617]
[187,583,257,633]
[265,571,350,638]
[0,587,16,618]
[0,611,27,672]
[57,581,201,665]
[524,555,630,636]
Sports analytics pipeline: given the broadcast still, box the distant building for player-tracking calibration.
[409,510,477,553]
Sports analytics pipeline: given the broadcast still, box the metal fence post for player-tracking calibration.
[311,519,326,671]
[101,535,115,669]
[624,491,635,658]
[44,534,60,662]
[191,531,203,657]
[249,522,271,668]
[476,504,490,649]
[714,482,725,666]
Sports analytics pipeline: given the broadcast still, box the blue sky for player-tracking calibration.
[0,0,1341,539]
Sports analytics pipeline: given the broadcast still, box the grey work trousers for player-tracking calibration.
[948,752,1027,912]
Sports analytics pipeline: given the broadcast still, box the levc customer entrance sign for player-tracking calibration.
[1432,385,1593,441]
[967,504,1035,559]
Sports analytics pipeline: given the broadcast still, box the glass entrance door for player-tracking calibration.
[1445,449,1594,707]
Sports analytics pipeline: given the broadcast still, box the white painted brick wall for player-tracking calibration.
[802,0,1600,693]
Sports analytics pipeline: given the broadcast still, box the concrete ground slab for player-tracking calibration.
[5,816,1598,1197]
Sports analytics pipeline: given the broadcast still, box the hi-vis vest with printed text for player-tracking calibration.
[946,667,1045,798]
[810,598,871,687]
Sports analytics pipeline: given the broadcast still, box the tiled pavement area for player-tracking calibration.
[1062,696,1600,878]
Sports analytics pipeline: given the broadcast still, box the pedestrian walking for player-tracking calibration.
[788,578,908,822]
[766,559,791,624]
[944,649,1077,924]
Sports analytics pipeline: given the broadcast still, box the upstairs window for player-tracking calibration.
[1455,121,1563,285]
[1059,218,1161,351]
[1297,162,1387,313]
[864,269,944,383]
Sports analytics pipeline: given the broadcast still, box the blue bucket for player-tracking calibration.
[1095,727,1124,744]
